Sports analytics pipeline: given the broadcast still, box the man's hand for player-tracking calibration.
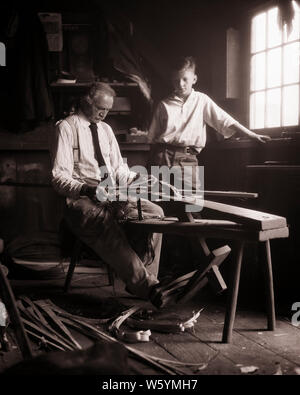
[80,184,97,200]
[96,185,111,202]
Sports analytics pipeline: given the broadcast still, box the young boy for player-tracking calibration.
[148,56,270,193]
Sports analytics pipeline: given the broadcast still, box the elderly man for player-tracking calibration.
[52,82,164,302]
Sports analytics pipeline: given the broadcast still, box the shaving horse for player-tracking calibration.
[126,187,289,344]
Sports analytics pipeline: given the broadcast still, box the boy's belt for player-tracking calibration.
[155,143,197,154]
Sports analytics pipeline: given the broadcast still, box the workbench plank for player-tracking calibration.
[203,200,287,230]
[127,220,289,242]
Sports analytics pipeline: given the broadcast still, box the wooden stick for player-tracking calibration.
[55,309,178,374]
[34,301,82,349]
[20,296,49,325]
[108,306,151,343]
[25,329,66,351]
[178,245,231,304]
[40,299,208,375]
[0,264,34,360]
[39,299,111,325]
[176,206,228,294]
[155,270,197,293]
[207,265,227,294]
[17,300,78,350]
[20,317,74,351]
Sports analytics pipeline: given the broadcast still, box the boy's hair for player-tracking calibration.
[171,56,197,73]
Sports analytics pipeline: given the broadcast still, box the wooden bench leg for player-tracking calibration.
[222,241,245,343]
[64,240,82,293]
[185,212,228,293]
[262,240,276,331]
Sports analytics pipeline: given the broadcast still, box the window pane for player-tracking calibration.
[268,8,282,48]
[251,53,266,90]
[267,48,281,88]
[252,12,266,53]
[283,1,300,42]
[283,42,300,84]
[250,92,265,129]
[266,88,281,127]
[283,85,299,126]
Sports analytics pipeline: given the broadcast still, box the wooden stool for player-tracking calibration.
[59,220,114,293]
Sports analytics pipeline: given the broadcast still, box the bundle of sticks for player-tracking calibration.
[13,297,206,375]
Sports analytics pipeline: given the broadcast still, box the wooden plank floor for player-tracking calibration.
[1,272,300,375]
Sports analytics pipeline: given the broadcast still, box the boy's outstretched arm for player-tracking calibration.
[229,123,271,143]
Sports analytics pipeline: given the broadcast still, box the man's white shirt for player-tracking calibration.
[52,113,135,199]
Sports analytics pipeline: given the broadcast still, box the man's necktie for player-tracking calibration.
[89,122,106,168]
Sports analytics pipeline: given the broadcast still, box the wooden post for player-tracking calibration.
[222,241,244,343]
[261,240,276,330]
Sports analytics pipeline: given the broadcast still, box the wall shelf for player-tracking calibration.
[50,82,138,89]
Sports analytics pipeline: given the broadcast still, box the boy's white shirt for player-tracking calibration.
[52,112,135,200]
[148,89,238,152]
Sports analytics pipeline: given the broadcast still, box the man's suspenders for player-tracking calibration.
[65,117,79,166]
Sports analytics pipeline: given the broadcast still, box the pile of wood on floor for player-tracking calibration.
[4,296,205,375]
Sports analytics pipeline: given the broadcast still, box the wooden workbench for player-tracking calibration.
[126,199,289,343]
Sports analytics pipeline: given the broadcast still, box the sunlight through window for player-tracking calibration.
[250,1,300,129]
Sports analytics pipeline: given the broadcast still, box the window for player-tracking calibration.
[250,2,300,129]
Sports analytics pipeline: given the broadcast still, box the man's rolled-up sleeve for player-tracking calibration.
[51,121,84,199]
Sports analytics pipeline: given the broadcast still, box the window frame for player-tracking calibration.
[246,0,300,136]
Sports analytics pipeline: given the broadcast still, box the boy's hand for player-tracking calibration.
[250,133,271,143]
[230,124,271,144]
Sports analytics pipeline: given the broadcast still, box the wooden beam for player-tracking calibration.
[126,220,289,241]
[203,200,287,230]
[178,245,231,304]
